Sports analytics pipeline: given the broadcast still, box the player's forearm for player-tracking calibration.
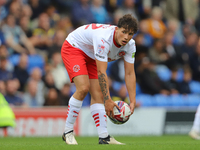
[125,73,136,105]
[98,72,111,102]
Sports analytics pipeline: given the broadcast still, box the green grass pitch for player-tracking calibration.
[0,135,200,150]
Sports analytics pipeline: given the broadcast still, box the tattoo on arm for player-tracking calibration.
[98,73,109,102]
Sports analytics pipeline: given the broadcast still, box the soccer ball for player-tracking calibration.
[108,101,131,124]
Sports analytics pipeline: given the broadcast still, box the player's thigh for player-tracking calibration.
[89,79,104,105]
[73,75,90,93]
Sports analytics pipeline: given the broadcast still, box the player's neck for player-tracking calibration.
[113,30,121,48]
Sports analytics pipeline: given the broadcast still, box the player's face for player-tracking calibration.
[115,27,134,46]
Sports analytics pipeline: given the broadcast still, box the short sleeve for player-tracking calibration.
[124,42,136,64]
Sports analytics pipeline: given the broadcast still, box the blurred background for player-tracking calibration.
[0,0,200,137]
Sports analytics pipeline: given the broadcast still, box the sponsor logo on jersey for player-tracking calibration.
[117,50,126,57]
[97,44,105,55]
[132,52,135,58]
[96,53,105,59]
[73,65,80,72]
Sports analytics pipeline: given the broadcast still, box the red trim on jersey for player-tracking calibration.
[113,29,121,48]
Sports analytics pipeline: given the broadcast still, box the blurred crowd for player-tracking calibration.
[0,0,200,107]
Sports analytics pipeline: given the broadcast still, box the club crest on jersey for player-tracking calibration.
[73,65,80,72]
[97,44,105,55]
[117,50,126,57]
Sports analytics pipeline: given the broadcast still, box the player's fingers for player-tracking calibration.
[115,103,120,110]
[106,110,111,117]
[111,110,114,118]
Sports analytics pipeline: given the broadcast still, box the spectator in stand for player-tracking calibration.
[91,0,111,24]
[0,0,8,23]
[28,67,45,100]
[137,57,178,95]
[55,16,74,34]
[19,16,33,38]
[164,0,198,25]
[2,14,36,55]
[148,38,170,66]
[19,4,33,38]
[163,31,182,69]
[0,56,14,81]
[58,83,72,106]
[177,65,192,94]
[168,65,180,90]
[137,0,164,19]
[146,6,166,39]
[8,0,22,23]
[189,37,200,81]
[182,24,196,39]
[4,79,25,106]
[43,71,58,94]
[112,9,123,25]
[166,19,185,45]
[44,88,60,106]
[49,52,70,90]
[114,0,138,21]
[105,0,118,15]
[13,53,29,92]
[30,13,55,56]
[23,79,45,107]
[47,29,67,59]
[136,19,153,47]
[44,5,60,28]
[179,32,199,65]
[21,4,33,19]
[28,0,46,20]
[70,0,95,28]
[0,44,13,72]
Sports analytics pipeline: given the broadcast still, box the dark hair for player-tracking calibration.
[117,14,138,34]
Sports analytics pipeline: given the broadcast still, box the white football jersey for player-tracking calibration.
[66,23,136,63]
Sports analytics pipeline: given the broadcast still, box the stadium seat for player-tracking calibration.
[8,54,20,65]
[9,54,45,74]
[189,81,200,94]
[136,82,142,95]
[153,94,170,107]
[28,54,44,74]
[136,94,153,107]
[155,65,171,81]
[169,94,185,107]
[187,94,200,107]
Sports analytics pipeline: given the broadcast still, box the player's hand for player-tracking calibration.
[105,99,120,118]
[129,102,135,115]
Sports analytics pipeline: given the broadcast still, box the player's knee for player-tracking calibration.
[78,85,90,96]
